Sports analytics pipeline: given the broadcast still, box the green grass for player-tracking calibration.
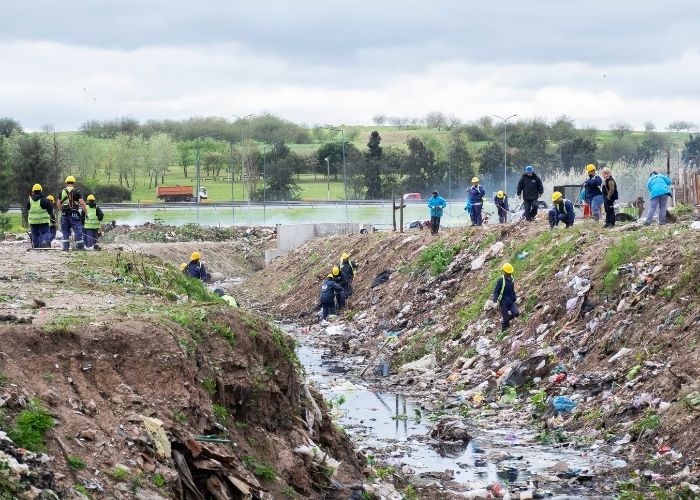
[67,456,86,470]
[9,398,55,451]
[152,473,166,488]
[110,466,130,480]
[201,378,217,396]
[601,235,641,291]
[212,404,228,423]
[242,456,277,481]
[414,241,460,276]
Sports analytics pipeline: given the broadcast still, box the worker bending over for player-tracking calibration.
[493,263,519,332]
[59,175,88,251]
[186,252,211,282]
[548,192,575,229]
[320,274,344,320]
[494,191,509,224]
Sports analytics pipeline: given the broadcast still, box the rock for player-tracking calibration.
[398,353,436,373]
[429,416,470,442]
[536,324,548,335]
[209,272,225,282]
[520,490,534,500]
[471,255,486,271]
[400,303,412,315]
[78,429,97,441]
[142,417,171,460]
[488,241,505,257]
[461,489,491,499]
[325,325,351,337]
[608,348,632,363]
[134,489,168,500]
[551,460,570,473]
[690,221,700,230]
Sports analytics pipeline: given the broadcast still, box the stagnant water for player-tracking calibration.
[296,339,615,497]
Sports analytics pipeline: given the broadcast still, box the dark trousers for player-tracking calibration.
[497,207,508,223]
[30,224,50,248]
[321,302,333,320]
[523,199,538,221]
[470,203,483,225]
[345,278,354,297]
[335,291,346,311]
[604,199,616,226]
[500,301,520,330]
[430,216,441,234]
[84,229,99,247]
[49,226,56,244]
[548,210,572,228]
[61,212,84,250]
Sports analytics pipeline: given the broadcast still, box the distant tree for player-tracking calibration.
[0,117,23,138]
[610,121,632,140]
[644,121,656,132]
[549,115,576,141]
[401,137,435,193]
[177,142,192,178]
[367,131,382,159]
[316,142,343,180]
[558,137,597,170]
[682,134,700,166]
[598,137,638,166]
[668,120,696,132]
[345,148,367,199]
[372,114,386,126]
[478,143,504,179]
[425,111,448,131]
[508,118,552,173]
[365,131,383,199]
[447,115,462,129]
[147,133,177,185]
[0,137,13,211]
[255,142,301,201]
[447,133,474,187]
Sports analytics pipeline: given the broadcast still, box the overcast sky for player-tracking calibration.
[2,0,699,131]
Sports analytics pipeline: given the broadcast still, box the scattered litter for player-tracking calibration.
[516,251,530,260]
[429,416,471,443]
[611,459,628,468]
[499,387,517,404]
[142,417,171,460]
[684,391,700,410]
[371,270,392,288]
[626,364,641,381]
[552,396,577,413]
[566,297,579,312]
[399,353,436,373]
[608,348,632,363]
[690,221,700,230]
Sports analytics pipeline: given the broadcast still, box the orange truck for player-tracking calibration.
[156,185,208,202]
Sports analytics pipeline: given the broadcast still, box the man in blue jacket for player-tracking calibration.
[466,177,486,226]
[516,166,544,221]
[492,262,519,332]
[644,171,673,225]
[583,164,603,222]
[427,190,447,235]
[494,191,509,224]
[320,274,344,320]
[548,191,575,228]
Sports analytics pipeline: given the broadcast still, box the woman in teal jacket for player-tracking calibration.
[644,171,673,225]
[427,190,447,235]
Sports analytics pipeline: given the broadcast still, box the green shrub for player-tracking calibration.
[9,399,54,451]
[414,241,460,276]
[67,456,86,470]
[212,404,228,423]
[601,235,640,291]
[242,456,277,480]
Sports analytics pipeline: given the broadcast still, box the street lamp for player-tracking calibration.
[232,114,253,226]
[327,128,348,223]
[263,145,267,225]
[324,157,331,201]
[493,114,517,195]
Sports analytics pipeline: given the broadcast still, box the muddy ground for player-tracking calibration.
[237,217,700,498]
[0,236,364,499]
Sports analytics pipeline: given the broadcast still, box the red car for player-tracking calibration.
[402,193,422,201]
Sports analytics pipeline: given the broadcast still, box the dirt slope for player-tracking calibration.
[0,243,362,499]
[238,219,700,496]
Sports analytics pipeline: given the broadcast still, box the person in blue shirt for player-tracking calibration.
[319,274,344,320]
[427,190,447,235]
[644,171,673,225]
[492,262,519,331]
[548,191,575,228]
[186,251,211,282]
[494,191,509,224]
[583,164,604,222]
[466,177,486,226]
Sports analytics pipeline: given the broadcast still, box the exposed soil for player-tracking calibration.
[237,219,700,497]
[0,240,363,499]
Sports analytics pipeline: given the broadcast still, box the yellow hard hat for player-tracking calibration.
[47,195,55,203]
[87,194,95,202]
[496,191,505,199]
[32,183,42,192]
[65,175,76,184]
[191,251,201,261]
[502,263,514,274]
[327,274,334,279]
[332,266,340,276]
[585,164,596,173]
[471,177,479,183]
[552,191,563,202]
[180,263,187,271]
[341,253,350,260]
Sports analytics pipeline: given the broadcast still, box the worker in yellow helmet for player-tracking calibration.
[331,266,346,311]
[492,263,519,332]
[466,177,486,226]
[83,194,104,250]
[59,175,88,251]
[548,191,575,229]
[583,164,603,223]
[338,252,358,297]
[185,251,211,282]
[494,191,509,224]
[26,183,53,248]
[46,195,58,245]
[320,274,344,321]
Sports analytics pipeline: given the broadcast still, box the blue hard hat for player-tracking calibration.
[525,165,534,173]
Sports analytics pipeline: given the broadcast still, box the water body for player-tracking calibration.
[107,203,500,228]
[296,340,613,496]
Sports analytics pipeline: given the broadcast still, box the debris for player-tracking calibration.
[611,459,628,468]
[684,391,700,410]
[566,297,579,312]
[78,429,97,441]
[626,365,641,381]
[398,353,436,374]
[193,435,231,444]
[608,348,632,363]
[516,251,530,260]
[142,417,171,460]
[551,461,570,473]
[429,416,471,443]
[690,221,700,230]
[552,396,577,413]
[499,386,517,404]
[370,270,392,288]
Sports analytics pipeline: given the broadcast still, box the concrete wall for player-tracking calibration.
[265,223,364,264]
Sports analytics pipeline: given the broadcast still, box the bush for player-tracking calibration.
[414,241,460,276]
[82,183,132,202]
[0,215,11,238]
[601,235,640,291]
[9,399,55,451]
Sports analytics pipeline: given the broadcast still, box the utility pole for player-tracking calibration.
[229,142,236,226]
[233,114,254,225]
[493,114,517,195]
[195,139,201,224]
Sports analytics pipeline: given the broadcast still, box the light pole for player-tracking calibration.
[328,128,348,223]
[263,145,267,225]
[233,114,253,225]
[493,114,517,195]
[324,157,331,201]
